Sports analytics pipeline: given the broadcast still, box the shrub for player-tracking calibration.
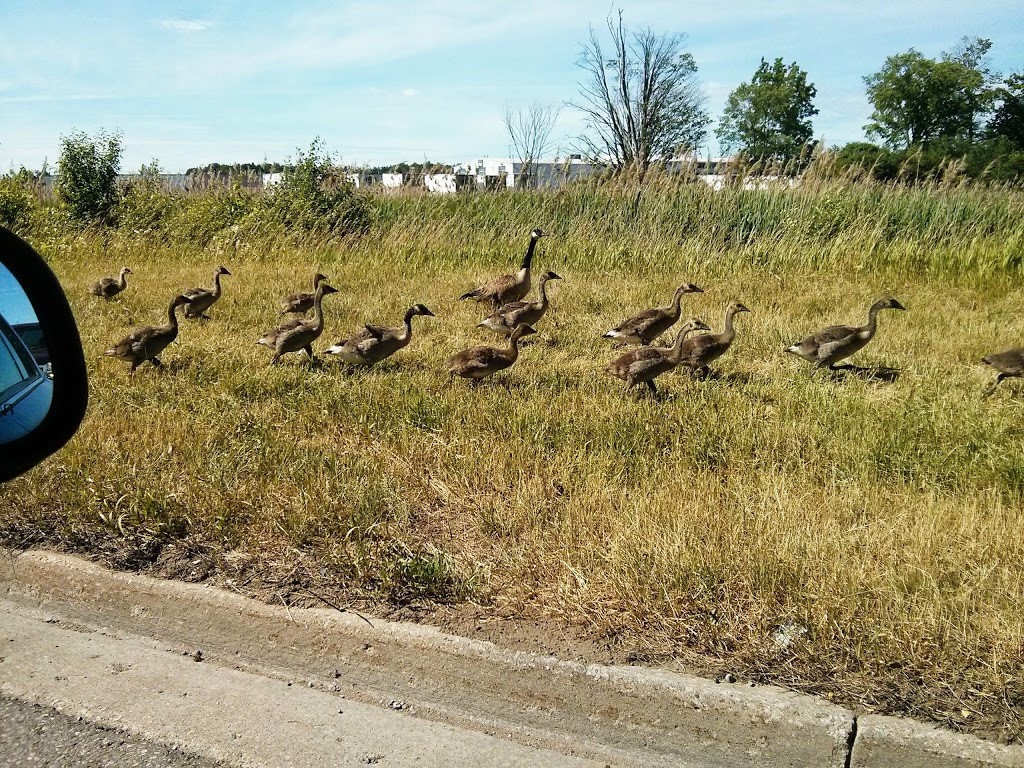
[56,129,123,224]
[0,169,39,233]
[250,138,371,239]
[116,160,181,234]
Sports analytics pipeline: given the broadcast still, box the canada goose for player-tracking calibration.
[478,271,562,336]
[325,304,435,365]
[981,347,1024,396]
[279,272,328,315]
[459,228,547,308]
[257,282,339,365]
[183,266,231,319]
[102,294,192,373]
[678,301,751,375]
[786,297,905,372]
[606,318,711,393]
[89,267,132,299]
[445,324,537,381]
[603,283,704,345]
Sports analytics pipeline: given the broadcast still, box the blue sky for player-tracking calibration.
[1,1,1021,173]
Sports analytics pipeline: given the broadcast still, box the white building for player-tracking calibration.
[452,156,603,191]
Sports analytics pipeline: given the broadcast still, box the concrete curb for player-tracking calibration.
[1,549,1020,767]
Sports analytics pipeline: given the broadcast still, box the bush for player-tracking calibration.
[56,129,123,224]
[116,161,181,234]
[0,169,39,233]
[250,138,371,238]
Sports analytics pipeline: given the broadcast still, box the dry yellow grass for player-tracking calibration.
[2,183,1023,741]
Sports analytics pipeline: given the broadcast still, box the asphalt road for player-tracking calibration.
[0,695,226,768]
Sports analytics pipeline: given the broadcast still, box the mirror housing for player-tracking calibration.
[0,226,88,482]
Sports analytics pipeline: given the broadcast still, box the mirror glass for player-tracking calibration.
[0,261,53,444]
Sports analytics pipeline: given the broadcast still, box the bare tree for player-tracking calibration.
[503,102,561,189]
[569,10,709,177]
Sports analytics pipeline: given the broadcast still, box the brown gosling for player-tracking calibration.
[981,347,1024,396]
[182,266,231,319]
[445,324,537,382]
[786,297,905,372]
[602,282,704,345]
[606,318,711,394]
[325,304,435,366]
[257,282,338,365]
[279,272,328,315]
[477,271,561,336]
[102,294,192,373]
[459,228,547,309]
[89,267,132,299]
[678,301,751,376]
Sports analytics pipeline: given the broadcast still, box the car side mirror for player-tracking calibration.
[0,226,88,481]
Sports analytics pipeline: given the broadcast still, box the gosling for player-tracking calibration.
[445,324,537,382]
[786,297,905,372]
[606,318,711,394]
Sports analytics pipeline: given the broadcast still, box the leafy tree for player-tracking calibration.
[569,10,709,175]
[716,57,818,164]
[503,102,561,188]
[988,73,1024,148]
[863,38,996,149]
[56,129,123,223]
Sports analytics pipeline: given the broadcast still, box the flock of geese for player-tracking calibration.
[92,227,1023,396]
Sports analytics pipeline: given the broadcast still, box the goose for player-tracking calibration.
[445,324,537,381]
[477,271,561,336]
[102,294,192,373]
[606,318,711,393]
[182,266,231,319]
[325,304,435,365]
[257,282,339,365]
[678,301,751,375]
[603,283,704,345]
[786,297,905,372]
[981,347,1024,396]
[459,228,547,308]
[89,267,132,299]
[279,272,328,315]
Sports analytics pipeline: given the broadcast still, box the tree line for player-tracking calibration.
[3,9,1022,230]
[504,13,1022,184]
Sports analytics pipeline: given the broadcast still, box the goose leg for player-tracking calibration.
[982,374,1006,397]
[269,353,281,366]
[645,380,657,394]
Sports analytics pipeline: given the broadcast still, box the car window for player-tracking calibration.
[0,313,39,402]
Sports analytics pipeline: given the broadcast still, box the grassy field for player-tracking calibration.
[2,177,1024,741]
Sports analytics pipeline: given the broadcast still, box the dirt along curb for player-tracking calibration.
[1,549,1020,767]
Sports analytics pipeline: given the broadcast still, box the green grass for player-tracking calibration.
[3,178,1024,742]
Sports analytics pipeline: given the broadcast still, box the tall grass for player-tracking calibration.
[2,176,1023,741]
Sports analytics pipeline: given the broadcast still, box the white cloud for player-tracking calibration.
[159,19,211,32]
[402,88,418,97]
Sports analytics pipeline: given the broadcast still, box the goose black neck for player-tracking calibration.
[522,237,538,269]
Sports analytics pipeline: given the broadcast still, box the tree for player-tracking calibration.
[56,129,123,224]
[988,73,1024,148]
[502,102,561,188]
[569,10,709,175]
[716,58,818,165]
[863,38,996,149]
